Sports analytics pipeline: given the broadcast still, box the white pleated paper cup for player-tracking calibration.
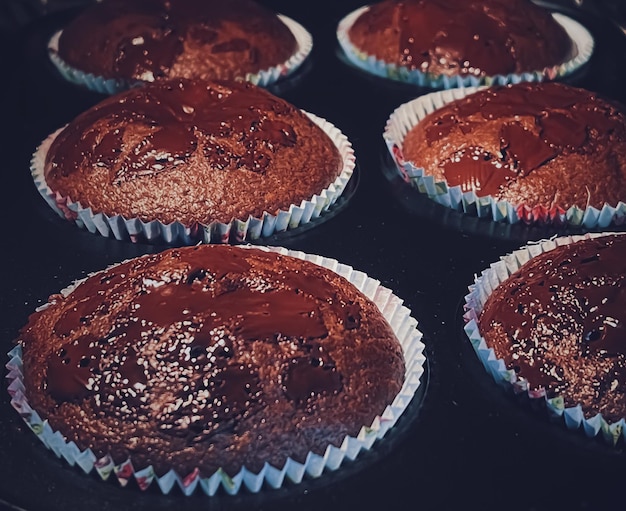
[48,14,313,95]
[337,6,594,90]
[463,232,626,446]
[31,111,355,245]
[383,87,626,228]
[7,245,426,496]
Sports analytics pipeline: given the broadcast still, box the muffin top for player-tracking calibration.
[347,0,575,78]
[56,0,298,82]
[478,234,626,423]
[43,78,343,225]
[18,245,406,476]
[401,82,626,210]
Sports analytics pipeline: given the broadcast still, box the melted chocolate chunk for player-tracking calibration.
[284,346,342,403]
[500,122,556,173]
[114,27,183,80]
[343,302,362,330]
[47,334,101,402]
[440,147,518,195]
[157,356,262,442]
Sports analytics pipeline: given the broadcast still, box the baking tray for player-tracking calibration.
[2,1,626,510]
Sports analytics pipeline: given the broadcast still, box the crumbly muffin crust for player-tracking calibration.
[44,78,343,225]
[57,0,297,82]
[402,82,626,210]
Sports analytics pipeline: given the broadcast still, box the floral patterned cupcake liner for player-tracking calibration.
[337,6,594,90]
[48,14,313,94]
[463,232,626,445]
[31,111,355,245]
[6,245,426,496]
[383,87,626,228]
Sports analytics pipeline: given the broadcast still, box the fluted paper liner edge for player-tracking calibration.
[337,6,594,90]
[382,87,626,228]
[462,231,626,445]
[31,111,355,245]
[48,14,313,94]
[6,245,426,496]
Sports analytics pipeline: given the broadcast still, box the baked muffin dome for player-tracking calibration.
[346,0,575,79]
[400,82,626,212]
[55,0,298,83]
[17,245,406,477]
[477,234,626,424]
[40,78,344,231]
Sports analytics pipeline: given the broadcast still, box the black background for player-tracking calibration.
[2,1,626,510]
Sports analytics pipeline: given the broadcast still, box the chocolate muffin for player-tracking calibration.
[34,78,349,243]
[398,82,626,221]
[16,245,407,478]
[345,0,576,80]
[52,0,300,85]
[476,234,626,424]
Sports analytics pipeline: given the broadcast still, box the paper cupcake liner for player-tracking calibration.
[31,111,355,245]
[6,245,426,496]
[337,6,593,90]
[48,14,313,94]
[383,86,626,228]
[462,232,626,446]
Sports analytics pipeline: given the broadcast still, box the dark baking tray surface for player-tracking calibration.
[2,1,626,510]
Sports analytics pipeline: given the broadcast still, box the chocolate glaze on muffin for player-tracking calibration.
[56,0,298,83]
[42,78,343,226]
[478,234,626,423]
[401,82,626,210]
[347,0,575,79]
[18,245,406,477]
